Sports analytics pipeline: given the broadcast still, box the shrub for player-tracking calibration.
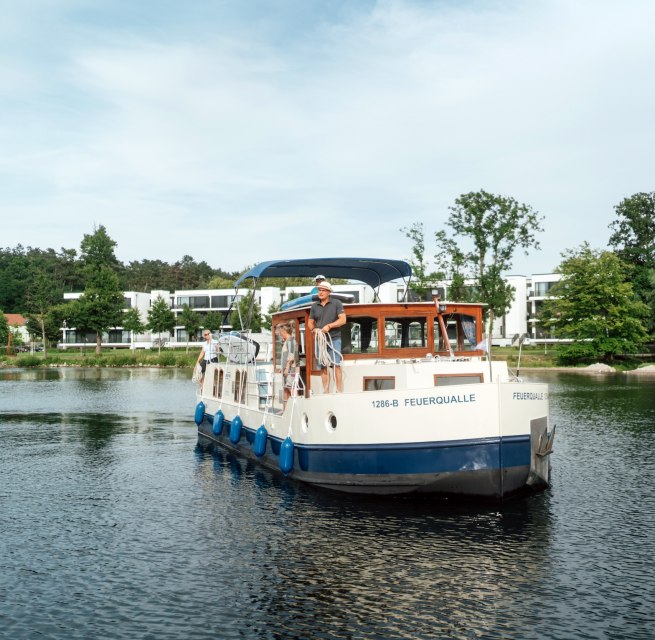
[157,351,177,367]
[555,342,598,366]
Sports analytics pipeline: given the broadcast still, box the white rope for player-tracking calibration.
[313,330,343,392]
[313,330,342,368]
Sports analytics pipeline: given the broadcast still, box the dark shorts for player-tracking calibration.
[200,358,218,373]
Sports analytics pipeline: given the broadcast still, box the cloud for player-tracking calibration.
[1,0,655,275]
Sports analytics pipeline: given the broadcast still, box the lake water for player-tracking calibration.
[1,368,654,640]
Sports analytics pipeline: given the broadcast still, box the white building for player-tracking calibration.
[58,274,563,348]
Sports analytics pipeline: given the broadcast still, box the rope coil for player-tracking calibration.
[313,330,342,368]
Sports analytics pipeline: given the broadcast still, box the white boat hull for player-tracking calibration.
[195,362,552,499]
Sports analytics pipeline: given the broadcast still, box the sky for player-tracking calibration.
[2,0,654,278]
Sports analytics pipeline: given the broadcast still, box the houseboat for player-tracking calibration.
[194,258,554,499]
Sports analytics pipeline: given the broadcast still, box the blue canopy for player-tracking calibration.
[234,258,412,290]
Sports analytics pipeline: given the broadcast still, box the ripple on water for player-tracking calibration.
[1,371,655,639]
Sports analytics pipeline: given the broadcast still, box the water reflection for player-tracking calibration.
[195,445,555,639]
[1,369,654,640]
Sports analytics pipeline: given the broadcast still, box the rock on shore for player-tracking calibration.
[584,363,616,373]
[627,364,655,376]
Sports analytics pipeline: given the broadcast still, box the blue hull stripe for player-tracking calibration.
[201,414,530,475]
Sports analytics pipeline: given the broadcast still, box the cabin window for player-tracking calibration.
[234,370,247,403]
[434,315,479,352]
[384,317,427,349]
[434,374,483,386]
[363,377,395,391]
[213,368,224,398]
[342,316,378,354]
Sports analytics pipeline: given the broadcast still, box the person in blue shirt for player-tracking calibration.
[310,274,326,294]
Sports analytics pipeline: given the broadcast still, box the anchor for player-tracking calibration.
[536,424,556,457]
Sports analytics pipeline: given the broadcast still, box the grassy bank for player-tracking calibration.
[1,345,650,370]
[0,348,198,368]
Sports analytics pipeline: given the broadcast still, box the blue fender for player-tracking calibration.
[212,410,224,436]
[229,416,243,444]
[280,436,294,474]
[253,425,268,457]
[194,401,205,426]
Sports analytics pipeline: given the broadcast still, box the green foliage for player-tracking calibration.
[553,341,599,366]
[436,190,544,319]
[25,269,63,355]
[203,311,225,332]
[262,301,281,330]
[157,351,177,366]
[402,190,543,318]
[75,267,126,354]
[46,303,76,344]
[609,192,655,269]
[121,307,147,338]
[14,354,43,367]
[608,192,655,335]
[400,222,442,299]
[540,244,649,364]
[179,304,201,349]
[147,296,176,334]
[205,275,235,289]
[0,311,8,346]
[230,294,262,332]
[147,296,176,353]
[80,225,122,275]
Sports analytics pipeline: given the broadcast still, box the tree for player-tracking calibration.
[80,224,122,274]
[75,267,126,354]
[122,307,147,349]
[179,304,201,351]
[28,303,72,346]
[25,269,62,356]
[230,294,262,332]
[73,226,126,354]
[400,222,442,300]
[203,311,225,333]
[262,301,281,330]
[540,244,649,364]
[434,190,544,323]
[608,192,655,335]
[147,295,176,353]
[0,311,8,350]
[206,275,235,289]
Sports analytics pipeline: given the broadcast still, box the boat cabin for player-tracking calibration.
[272,299,485,397]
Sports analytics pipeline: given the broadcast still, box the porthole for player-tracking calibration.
[301,413,309,433]
[326,412,337,431]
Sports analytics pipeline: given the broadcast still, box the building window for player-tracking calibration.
[210,295,232,308]
[176,295,210,309]
[533,282,555,297]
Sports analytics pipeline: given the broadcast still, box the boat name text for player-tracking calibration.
[371,393,476,409]
[512,392,548,400]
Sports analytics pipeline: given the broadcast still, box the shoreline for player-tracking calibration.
[3,361,655,374]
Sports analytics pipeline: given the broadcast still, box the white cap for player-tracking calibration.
[317,281,332,292]
[314,274,326,281]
